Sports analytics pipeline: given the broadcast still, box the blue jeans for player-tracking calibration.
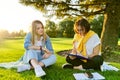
[22,49,56,67]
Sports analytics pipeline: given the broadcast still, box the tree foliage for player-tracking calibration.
[45,20,57,37]
[59,19,74,38]
[90,15,104,37]
[19,0,120,52]
[19,0,106,17]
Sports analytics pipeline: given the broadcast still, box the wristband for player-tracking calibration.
[40,46,42,50]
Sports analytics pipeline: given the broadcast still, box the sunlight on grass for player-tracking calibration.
[51,38,73,52]
[0,38,120,80]
[118,40,120,45]
[0,39,25,62]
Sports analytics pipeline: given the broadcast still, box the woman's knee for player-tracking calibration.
[92,55,104,65]
[41,54,56,67]
[66,56,72,63]
[50,54,56,63]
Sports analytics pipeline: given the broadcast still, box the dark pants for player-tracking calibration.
[66,55,104,70]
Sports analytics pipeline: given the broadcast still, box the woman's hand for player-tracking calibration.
[69,49,77,60]
[69,56,76,60]
[28,46,40,50]
[42,47,52,59]
[42,53,51,59]
[69,53,76,59]
[72,48,77,54]
[42,47,51,54]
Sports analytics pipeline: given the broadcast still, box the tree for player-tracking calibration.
[18,29,26,37]
[90,15,104,37]
[0,30,9,38]
[45,20,57,37]
[59,19,74,38]
[19,0,120,52]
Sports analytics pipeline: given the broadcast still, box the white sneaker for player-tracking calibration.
[34,65,46,77]
[17,65,30,72]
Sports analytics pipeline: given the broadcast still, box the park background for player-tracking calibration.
[0,0,120,80]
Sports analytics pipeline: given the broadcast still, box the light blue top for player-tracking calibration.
[24,32,54,54]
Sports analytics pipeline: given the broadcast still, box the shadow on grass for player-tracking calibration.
[41,64,81,80]
[56,49,72,57]
[17,64,81,80]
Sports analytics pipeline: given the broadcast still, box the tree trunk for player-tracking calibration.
[101,2,120,52]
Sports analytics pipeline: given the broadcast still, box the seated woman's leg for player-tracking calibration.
[82,55,104,70]
[40,54,56,67]
[22,50,39,64]
[64,55,103,70]
[28,51,46,77]
[66,55,84,66]
[18,50,39,72]
[62,55,84,69]
[91,55,104,70]
[22,50,46,77]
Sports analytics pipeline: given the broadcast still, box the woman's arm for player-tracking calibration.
[42,35,53,59]
[28,46,41,50]
[42,47,51,54]
[69,41,78,59]
[88,44,100,58]
[44,35,54,54]
[24,33,32,50]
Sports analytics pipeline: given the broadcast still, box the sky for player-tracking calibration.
[0,0,47,33]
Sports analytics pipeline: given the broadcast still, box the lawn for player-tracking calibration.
[0,38,120,80]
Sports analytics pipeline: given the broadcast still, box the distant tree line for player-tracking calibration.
[0,30,26,38]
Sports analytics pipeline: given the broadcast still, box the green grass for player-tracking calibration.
[0,38,120,80]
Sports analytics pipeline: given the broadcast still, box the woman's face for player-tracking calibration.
[76,25,85,36]
[35,23,44,36]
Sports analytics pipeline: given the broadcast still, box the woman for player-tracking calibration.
[17,20,56,77]
[62,18,103,71]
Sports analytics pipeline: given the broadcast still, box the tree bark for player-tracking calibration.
[101,2,120,52]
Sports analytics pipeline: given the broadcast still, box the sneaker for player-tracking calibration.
[34,65,46,77]
[17,65,30,72]
[62,63,73,69]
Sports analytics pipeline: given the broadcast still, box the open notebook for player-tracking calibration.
[73,72,105,80]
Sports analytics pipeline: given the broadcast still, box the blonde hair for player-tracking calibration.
[31,20,47,45]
